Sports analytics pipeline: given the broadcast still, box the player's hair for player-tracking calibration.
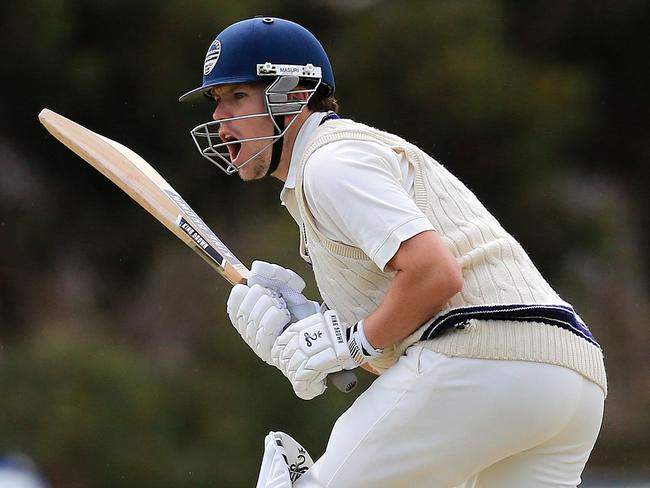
[298,80,339,112]
[308,91,339,112]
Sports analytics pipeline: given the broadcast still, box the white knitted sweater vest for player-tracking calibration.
[285,119,606,394]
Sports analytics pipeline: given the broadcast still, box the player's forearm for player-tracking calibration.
[363,266,461,349]
[363,231,463,350]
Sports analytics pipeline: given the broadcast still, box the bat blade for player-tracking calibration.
[38,108,248,284]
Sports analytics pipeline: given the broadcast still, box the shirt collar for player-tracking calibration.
[283,111,329,191]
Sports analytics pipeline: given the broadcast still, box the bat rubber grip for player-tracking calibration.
[330,370,358,393]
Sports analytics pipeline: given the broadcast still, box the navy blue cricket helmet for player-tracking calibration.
[179,16,335,102]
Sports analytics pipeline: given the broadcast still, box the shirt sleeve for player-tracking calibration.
[303,139,434,271]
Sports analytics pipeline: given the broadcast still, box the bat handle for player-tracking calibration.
[330,369,358,393]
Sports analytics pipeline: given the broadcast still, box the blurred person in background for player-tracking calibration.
[0,454,49,488]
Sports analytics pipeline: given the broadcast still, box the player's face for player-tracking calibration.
[211,83,275,181]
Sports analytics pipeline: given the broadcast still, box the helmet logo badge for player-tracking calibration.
[203,40,221,76]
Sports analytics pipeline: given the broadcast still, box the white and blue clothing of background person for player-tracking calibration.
[279,111,606,488]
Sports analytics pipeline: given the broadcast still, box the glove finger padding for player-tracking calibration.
[249,294,282,330]
[250,260,306,293]
[253,307,292,364]
[249,261,319,322]
[293,376,327,401]
[227,284,251,334]
[227,283,290,365]
[239,285,276,323]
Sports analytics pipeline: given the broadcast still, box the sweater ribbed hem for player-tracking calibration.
[417,320,607,396]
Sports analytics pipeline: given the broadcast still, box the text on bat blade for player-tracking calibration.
[165,190,240,262]
[180,221,210,249]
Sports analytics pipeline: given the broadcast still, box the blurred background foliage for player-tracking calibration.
[1,0,648,486]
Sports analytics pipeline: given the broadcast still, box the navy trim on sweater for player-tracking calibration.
[319,112,340,125]
[420,304,600,349]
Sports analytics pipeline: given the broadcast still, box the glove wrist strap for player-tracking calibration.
[346,319,383,365]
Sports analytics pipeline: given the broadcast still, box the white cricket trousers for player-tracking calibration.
[294,346,605,488]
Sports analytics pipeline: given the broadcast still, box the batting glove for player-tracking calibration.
[227,283,291,365]
[247,260,321,321]
[271,310,382,400]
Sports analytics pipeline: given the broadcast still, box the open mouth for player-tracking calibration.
[228,140,242,163]
[221,134,242,163]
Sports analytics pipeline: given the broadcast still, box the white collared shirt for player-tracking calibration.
[281,113,434,270]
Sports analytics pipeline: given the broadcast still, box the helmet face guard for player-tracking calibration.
[179,17,335,176]
[189,67,323,175]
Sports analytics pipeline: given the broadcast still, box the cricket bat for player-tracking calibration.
[38,108,357,393]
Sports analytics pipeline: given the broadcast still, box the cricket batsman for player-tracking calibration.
[180,16,606,488]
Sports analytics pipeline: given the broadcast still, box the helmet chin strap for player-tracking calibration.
[265,115,285,177]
